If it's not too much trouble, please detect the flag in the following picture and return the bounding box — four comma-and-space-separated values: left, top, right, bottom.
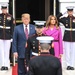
12, 55, 18, 75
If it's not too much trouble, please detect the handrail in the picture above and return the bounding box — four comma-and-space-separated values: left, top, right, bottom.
16, 20, 22, 23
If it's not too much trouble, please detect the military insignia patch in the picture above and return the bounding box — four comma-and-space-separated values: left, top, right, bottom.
33, 46, 35, 49
7, 16, 11, 20
66, 24, 68, 26
73, 19, 75, 23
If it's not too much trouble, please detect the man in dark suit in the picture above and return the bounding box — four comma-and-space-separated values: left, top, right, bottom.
28, 36, 62, 75
12, 13, 35, 75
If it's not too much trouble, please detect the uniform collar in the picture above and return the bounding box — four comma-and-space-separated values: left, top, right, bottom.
2, 13, 7, 15
36, 33, 44, 36
40, 52, 51, 56
68, 15, 73, 18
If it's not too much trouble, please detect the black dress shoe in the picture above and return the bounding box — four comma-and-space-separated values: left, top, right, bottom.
5, 67, 8, 70
1, 66, 5, 70
67, 66, 71, 70
70, 67, 74, 70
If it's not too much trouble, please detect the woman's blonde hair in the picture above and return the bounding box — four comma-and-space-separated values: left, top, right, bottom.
46, 15, 59, 29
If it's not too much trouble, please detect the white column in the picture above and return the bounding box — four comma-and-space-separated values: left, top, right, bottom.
53, 0, 56, 16
12, 0, 16, 19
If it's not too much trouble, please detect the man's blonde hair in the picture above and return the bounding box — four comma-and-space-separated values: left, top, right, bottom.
22, 13, 30, 18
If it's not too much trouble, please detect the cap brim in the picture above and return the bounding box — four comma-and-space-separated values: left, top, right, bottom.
35, 25, 44, 28
1, 7, 7, 9
67, 9, 73, 11
36, 36, 54, 43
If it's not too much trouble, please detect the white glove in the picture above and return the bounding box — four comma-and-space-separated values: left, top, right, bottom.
26, 66, 29, 72
10, 39, 13, 42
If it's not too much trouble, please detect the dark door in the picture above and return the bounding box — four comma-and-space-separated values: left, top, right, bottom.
50, 0, 59, 15
9, 0, 59, 24
15, 0, 45, 24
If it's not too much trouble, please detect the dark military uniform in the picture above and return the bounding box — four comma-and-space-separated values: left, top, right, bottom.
57, 10, 75, 70
0, 12, 14, 70
57, 15, 75, 42
0, 13, 14, 39
28, 53, 62, 75
26, 33, 55, 64
25, 34, 44, 64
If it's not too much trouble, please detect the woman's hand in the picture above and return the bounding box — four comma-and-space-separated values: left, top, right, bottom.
59, 54, 63, 58
51, 43, 54, 48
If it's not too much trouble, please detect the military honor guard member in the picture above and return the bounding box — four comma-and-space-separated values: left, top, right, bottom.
57, 6, 75, 70
28, 36, 62, 75
25, 21, 45, 65
0, 4, 14, 70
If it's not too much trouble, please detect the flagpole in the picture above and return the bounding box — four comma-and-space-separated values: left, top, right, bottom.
53, 0, 56, 16
12, 0, 15, 66
12, 0, 15, 19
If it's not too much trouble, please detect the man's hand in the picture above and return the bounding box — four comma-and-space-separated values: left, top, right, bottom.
10, 39, 13, 42
14, 52, 18, 59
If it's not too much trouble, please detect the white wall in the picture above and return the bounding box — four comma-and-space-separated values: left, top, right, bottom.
59, 0, 75, 14
59, 0, 75, 2
59, 2, 75, 16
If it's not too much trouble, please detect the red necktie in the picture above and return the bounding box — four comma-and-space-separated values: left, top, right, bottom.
25, 26, 28, 40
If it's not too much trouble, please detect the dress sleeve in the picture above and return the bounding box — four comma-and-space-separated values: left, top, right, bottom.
58, 27, 63, 54
42, 27, 46, 35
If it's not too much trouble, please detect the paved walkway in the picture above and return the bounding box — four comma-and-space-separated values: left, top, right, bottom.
0, 67, 12, 75
0, 55, 75, 75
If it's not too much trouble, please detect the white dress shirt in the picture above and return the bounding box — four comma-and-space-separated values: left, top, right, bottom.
23, 24, 29, 34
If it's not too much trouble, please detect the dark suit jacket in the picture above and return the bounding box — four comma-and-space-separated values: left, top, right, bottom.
28, 53, 62, 75
26, 34, 45, 65
12, 24, 35, 58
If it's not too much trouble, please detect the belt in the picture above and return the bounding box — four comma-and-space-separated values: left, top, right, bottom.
65, 28, 75, 31
0, 26, 11, 29
53, 40, 58, 42
32, 52, 38, 56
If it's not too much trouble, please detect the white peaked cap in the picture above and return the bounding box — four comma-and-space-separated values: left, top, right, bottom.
34, 21, 46, 25
66, 6, 75, 11
36, 36, 54, 43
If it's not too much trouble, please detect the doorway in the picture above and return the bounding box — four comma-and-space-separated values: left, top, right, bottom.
15, 0, 45, 24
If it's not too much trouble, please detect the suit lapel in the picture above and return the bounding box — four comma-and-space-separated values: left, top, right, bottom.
29, 24, 33, 36
21, 24, 26, 39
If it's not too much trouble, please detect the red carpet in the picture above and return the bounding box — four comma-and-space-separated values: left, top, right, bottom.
12, 64, 18, 75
